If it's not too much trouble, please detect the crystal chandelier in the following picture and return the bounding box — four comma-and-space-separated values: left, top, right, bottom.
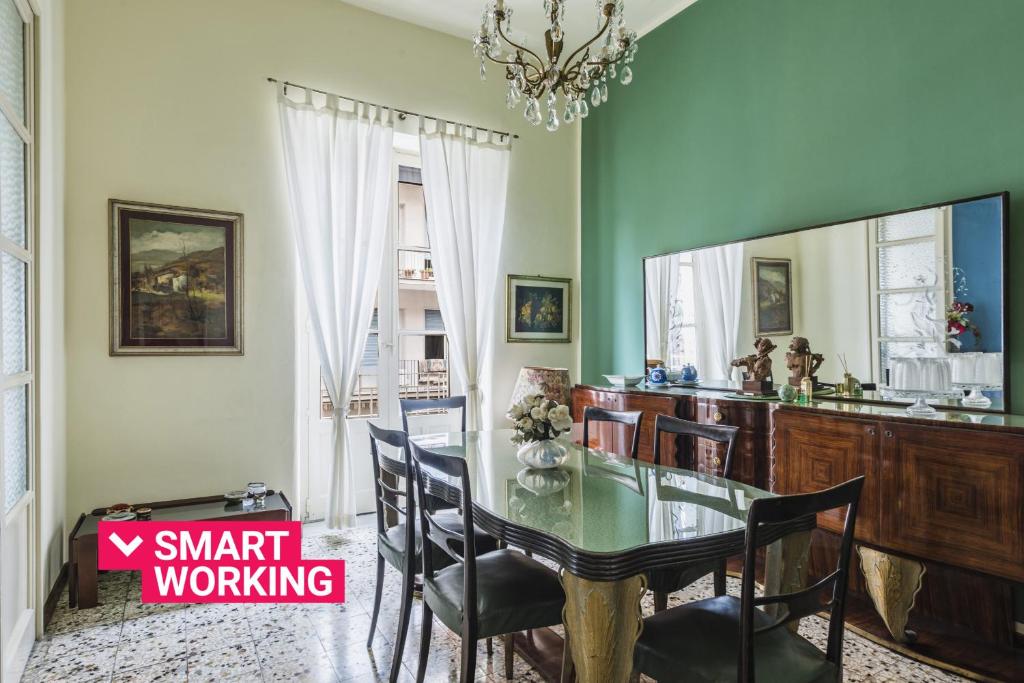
473, 1, 638, 132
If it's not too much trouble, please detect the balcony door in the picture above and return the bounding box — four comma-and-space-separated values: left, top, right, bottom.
299, 135, 461, 522
0, 0, 37, 680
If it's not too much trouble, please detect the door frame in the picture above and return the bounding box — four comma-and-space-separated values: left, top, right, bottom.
1, 0, 39, 680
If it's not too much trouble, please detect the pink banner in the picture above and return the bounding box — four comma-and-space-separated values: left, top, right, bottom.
98, 521, 344, 603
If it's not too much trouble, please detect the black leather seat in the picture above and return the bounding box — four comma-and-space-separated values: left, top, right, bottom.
633, 476, 865, 683
635, 596, 837, 682
424, 549, 565, 639
410, 440, 568, 682
376, 512, 495, 576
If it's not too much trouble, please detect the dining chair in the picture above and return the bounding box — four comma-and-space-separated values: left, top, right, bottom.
410, 440, 567, 683
400, 395, 467, 434
632, 476, 865, 683
366, 423, 497, 683
648, 414, 740, 610
581, 405, 643, 459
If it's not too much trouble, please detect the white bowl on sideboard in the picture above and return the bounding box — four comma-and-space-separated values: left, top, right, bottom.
603, 374, 645, 387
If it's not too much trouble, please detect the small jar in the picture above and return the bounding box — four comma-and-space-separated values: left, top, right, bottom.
799, 376, 814, 404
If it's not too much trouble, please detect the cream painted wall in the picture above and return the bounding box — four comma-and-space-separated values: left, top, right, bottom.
64, 0, 579, 526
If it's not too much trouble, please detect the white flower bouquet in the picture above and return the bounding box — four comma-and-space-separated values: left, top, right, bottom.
507, 393, 573, 445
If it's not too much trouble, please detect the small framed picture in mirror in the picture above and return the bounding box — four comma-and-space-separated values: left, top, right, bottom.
751, 258, 793, 336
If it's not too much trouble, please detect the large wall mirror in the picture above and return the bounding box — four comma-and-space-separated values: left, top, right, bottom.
643, 192, 1009, 413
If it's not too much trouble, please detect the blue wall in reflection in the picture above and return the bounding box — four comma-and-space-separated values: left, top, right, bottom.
952, 196, 1003, 353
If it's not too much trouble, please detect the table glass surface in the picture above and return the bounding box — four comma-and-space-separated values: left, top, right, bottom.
409, 430, 774, 555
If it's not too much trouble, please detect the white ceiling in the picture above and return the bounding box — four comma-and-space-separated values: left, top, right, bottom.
340, 0, 698, 45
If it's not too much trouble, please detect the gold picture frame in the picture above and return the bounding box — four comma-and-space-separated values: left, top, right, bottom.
506, 274, 572, 343
109, 199, 244, 356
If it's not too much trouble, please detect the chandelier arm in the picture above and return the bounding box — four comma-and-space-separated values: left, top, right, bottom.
485, 52, 543, 80
496, 21, 547, 75
561, 14, 612, 74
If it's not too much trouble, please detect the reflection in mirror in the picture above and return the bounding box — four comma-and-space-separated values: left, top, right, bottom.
643, 193, 1007, 412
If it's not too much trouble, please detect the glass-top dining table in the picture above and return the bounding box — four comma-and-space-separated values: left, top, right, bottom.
409, 429, 815, 683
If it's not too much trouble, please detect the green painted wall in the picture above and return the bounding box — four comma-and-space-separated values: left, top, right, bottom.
581, 0, 1024, 412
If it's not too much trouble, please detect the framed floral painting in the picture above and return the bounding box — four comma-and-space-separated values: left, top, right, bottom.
506, 275, 572, 343
109, 199, 244, 355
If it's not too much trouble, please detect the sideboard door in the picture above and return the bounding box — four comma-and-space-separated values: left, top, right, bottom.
879, 422, 1024, 583
570, 387, 685, 464
771, 409, 881, 544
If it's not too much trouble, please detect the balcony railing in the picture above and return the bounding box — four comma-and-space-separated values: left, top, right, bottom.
398, 249, 435, 282
322, 359, 451, 419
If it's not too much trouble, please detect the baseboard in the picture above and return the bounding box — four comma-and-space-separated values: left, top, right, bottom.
43, 562, 68, 628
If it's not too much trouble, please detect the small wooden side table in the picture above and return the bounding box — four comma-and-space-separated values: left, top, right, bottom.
68, 491, 292, 609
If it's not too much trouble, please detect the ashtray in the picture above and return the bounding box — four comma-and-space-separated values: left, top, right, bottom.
102, 510, 137, 522
224, 490, 249, 503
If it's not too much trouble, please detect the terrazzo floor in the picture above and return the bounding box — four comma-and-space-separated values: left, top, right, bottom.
22, 522, 969, 682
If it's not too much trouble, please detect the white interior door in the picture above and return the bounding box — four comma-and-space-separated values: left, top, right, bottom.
0, 1, 37, 680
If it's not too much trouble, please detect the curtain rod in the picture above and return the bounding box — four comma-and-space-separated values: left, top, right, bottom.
267, 77, 519, 141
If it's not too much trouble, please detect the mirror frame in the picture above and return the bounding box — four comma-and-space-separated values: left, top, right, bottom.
642, 191, 1011, 413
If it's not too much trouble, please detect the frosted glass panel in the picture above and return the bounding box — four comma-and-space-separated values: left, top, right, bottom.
0, 0, 24, 124
0, 111, 26, 247
879, 291, 938, 339
2, 252, 25, 375
877, 208, 937, 242
878, 241, 936, 290
3, 383, 26, 513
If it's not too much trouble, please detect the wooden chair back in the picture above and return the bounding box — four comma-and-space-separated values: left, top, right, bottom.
739, 476, 865, 681
653, 413, 740, 472
582, 405, 643, 459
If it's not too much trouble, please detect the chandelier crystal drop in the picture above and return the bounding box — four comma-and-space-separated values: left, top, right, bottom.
473, 0, 638, 132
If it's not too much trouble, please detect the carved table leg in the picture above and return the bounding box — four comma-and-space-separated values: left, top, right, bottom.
857, 546, 926, 643
763, 530, 811, 631
561, 571, 646, 683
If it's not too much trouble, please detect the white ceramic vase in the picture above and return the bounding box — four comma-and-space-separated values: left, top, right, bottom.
516, 438, 569, 469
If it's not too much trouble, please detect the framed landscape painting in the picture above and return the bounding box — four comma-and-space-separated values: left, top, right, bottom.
751, 257, 793, 336
109, 199, 243, 355
506, 275, 572, 343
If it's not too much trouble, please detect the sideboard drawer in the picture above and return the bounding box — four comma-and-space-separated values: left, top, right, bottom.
694, 397, 768, 486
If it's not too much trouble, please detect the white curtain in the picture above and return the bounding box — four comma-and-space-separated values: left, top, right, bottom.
278, 87, 394, 528
418, 121, 511, 430
694, 244, 744, 383
645, 254, 679, 364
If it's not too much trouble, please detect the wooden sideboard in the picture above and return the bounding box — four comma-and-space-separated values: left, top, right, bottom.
572, 384, 1024, 680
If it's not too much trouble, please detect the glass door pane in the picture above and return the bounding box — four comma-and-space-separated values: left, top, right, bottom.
0, 0, 24, 124
0, 111, 26, 247
3, 383, 26, 512
2, 251, 26, 375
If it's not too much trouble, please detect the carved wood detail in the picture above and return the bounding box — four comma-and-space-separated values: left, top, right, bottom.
857, 546, 926, 643
560, 572, 647, 683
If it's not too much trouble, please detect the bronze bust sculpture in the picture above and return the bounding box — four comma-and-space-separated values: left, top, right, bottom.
731, 337, 777, 381
785, 336, 824, 382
